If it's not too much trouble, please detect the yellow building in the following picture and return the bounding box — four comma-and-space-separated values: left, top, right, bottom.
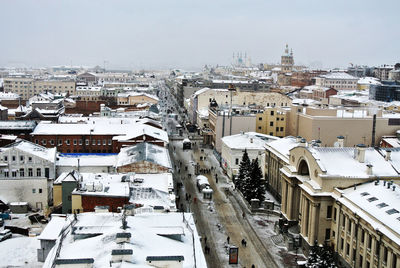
256, 107, 288, 137
331, 182, 400, 268
117, 92, 159, 106
53, 184, 62, 207
279, 142, 400, 266
71, 194, 83, 214
3, 77, 76, 100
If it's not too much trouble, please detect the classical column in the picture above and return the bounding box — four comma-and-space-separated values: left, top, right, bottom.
287, 183, 294, 220
309, 203, 318, 245
281, 179, 287, 215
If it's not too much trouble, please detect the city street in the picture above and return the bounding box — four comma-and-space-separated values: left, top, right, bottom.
159, 82, 282, 267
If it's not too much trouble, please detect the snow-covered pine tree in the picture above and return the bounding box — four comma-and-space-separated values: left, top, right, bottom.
236, 149, 251, 193
244, 159, 265, 203
306, 241, 337, 268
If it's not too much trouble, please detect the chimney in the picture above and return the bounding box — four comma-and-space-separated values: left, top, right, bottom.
355, 144, 366, 163
299, 138, 307, 147
296, 136, 302, 143
366, 164, 373, 175
337, 135, 344, 148
385, 150, 392, 161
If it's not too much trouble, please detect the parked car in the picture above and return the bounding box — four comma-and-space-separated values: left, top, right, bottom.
0, 229, 11, 242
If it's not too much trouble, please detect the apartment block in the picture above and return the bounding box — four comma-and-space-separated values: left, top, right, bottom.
3, 76, 76, 100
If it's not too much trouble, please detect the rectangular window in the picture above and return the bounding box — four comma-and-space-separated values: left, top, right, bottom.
346, 243, 350, 256
73, 139, 77, 145
340, 238, 344, 251
333, 207, 337, 221
85, 139, 89, 145
98, 140, 101, 145
66, 139, 70, 145
39, 188, 42, 194
361, 229, 365, 243
32, 189, 36, 194
276, 127, 279, 131
4, 156, 7, 161
4, 171, 9, 177
325, 228, 330, 240
368, 235, 372, 250
28, 157, 32, 162
12, 156, 16, 161
20, 155, 24, 162
258, 117, 262, 121
269, 122, 273, 126
28, 168, 33, 177
280, 127, 284, 131
20, 168, 24, 177
103, 139, 106, 145
235, 158, 239, 165
36, 168, 41, 177
58, 139, 63, 146
108, 139, 112, 145
12, 171, 17, 177
79, 139, 82, 145
42, 140, 46, 145
383, 247, 388, 263
347, 220, 352, 233
270, 111, 274, 116
92, 139, 96, 145
50, 140, 54, 145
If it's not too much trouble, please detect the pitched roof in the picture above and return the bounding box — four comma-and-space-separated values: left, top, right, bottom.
1, 140, 56, 163
116, 143, 171, 169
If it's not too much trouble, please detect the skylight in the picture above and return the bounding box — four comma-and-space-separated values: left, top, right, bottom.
360, 192, 370, 196
377, 203, 388, 208
386, 209, 399, 215
367, 197, 378, 202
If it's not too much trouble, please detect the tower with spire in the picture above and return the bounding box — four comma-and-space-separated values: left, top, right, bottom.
281, 44, 294, 72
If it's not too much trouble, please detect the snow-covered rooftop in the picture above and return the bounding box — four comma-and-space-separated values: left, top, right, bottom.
222, 132, 279, 150
338, 181, 400, 245
38, 215, 70, 241
32, 121, 168, 143
57, 154, 117, 168
116, 143, 172, 169
266, 136, 299, 162
358, 76, 381, 85
306, 147, 398, 178
0, 120, 37, 130
1, 140, 56, 163
43, 212, 206, 268
319, 72, 358, 80
193, 87, 228, 97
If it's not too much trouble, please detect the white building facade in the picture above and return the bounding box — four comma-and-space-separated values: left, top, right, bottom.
0, 141, 56, 210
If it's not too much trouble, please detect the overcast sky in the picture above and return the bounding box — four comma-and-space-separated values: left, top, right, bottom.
1, 0, 399, 70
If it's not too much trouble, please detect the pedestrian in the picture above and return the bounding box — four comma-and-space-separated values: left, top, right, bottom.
251, 265, 255, 268
227, 236, 230, 244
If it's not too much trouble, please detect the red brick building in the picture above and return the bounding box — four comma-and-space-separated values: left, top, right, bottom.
291, 70, 328, 87
30, 122, 168, 153
81, 194, 130, 212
